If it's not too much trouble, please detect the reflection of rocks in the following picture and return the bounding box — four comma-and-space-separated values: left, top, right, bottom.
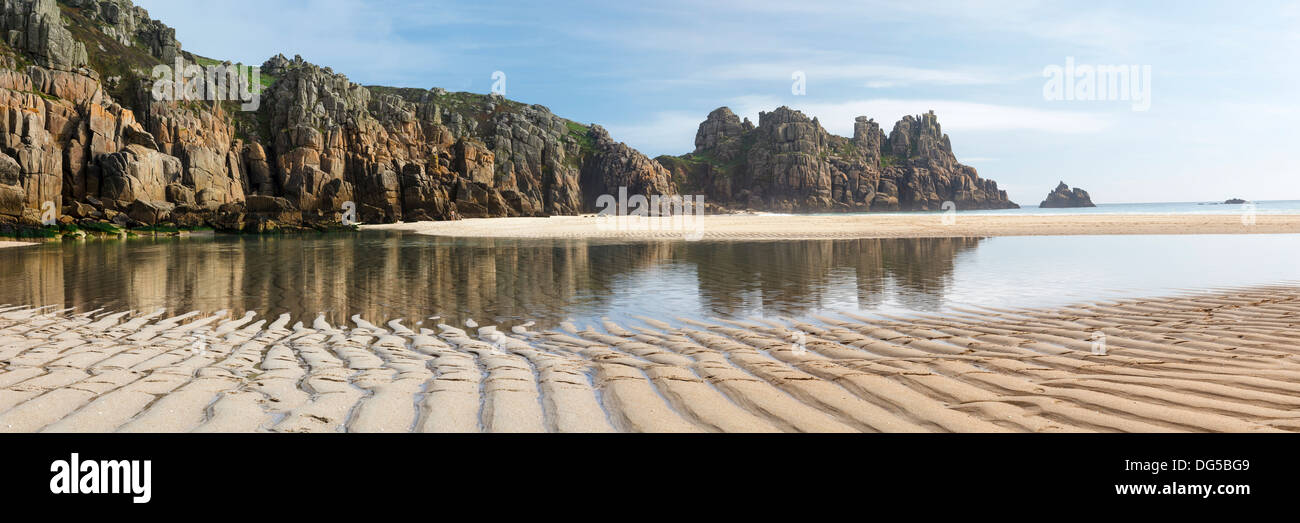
0, 234, 980, 327
681, 237, 980, 314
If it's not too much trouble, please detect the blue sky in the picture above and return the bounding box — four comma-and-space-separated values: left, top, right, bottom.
134, 0, 1300, 204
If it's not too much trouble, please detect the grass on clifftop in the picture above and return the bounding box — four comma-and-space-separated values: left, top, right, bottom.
190, 54, 277, 90
566, 121, 595, 151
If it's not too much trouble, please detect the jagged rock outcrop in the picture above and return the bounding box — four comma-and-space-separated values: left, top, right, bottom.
1, 0, 87, 70
62, 0, 178, 62
1, 0, 1018, 235
0, 0, 680, 233
256, 53, 673, 224
579, 124, 677, 209
658, 106, 1018, 212
1039, 181, 1095, 208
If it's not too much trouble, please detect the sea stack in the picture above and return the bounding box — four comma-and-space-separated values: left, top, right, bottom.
1040, 182, 1096, 208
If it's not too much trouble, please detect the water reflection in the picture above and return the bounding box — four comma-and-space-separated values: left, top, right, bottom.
0, 233, 980, 328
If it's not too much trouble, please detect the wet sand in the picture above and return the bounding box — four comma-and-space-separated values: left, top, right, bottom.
369, 214, 1300, 240
2, 285, 1299, 433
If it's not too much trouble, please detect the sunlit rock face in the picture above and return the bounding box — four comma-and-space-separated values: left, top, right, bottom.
659, 106, 1019, 213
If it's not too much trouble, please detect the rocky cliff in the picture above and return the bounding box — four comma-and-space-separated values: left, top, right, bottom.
657, 106, 1019, 212
1, 0, 1016, 235
0, 0, 680, 233
1039, 181, 1095, 208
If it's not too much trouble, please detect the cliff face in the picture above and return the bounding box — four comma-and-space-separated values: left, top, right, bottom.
0, 0, 679, 232
1, 0, 1015, 235
1039, 181, 1095, 208
658, 107, 1019, 212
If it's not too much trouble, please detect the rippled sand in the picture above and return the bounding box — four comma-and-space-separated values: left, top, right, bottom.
370, 214, 1300, 240
2, 285, 1299, 433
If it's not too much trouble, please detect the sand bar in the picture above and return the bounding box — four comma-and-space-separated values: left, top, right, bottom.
2, 285, 1300, 432
0, 241, 33, 249
368, 214, 1300, 240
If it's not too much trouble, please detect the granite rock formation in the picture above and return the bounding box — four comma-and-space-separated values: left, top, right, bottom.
1039, 181, 1096, 208
657, 107, 1019, 212
1, 0, 1017, 235
0, 0, 683, 233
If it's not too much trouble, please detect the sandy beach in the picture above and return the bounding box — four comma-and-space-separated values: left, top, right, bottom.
368, 213, 1300, 240
2, 285, 1299, 433
0, 241, 33, 249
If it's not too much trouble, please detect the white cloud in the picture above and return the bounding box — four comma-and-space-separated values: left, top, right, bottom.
135, 0, 450, 85
712, 63, 1018, 87
604, 97, 1110, 157
728, 96, 1112, 136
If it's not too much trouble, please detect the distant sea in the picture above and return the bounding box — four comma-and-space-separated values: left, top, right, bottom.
814, 200, 1300, 217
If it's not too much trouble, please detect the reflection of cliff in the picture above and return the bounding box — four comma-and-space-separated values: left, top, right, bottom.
0, 234, 678, 328
0, 234, 978, 326
678, 238, 982, 315
0, 244, 64, 308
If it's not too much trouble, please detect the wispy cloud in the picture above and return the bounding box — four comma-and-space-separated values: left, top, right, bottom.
728, 96, 1111, 135
606, 96, 1111, 157
712, 63, 1020, 87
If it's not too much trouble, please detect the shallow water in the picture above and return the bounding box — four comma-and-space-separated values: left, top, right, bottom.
0, 232, 1297, 330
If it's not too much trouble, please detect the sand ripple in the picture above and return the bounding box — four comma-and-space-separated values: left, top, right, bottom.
2, 286, 1299, 433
